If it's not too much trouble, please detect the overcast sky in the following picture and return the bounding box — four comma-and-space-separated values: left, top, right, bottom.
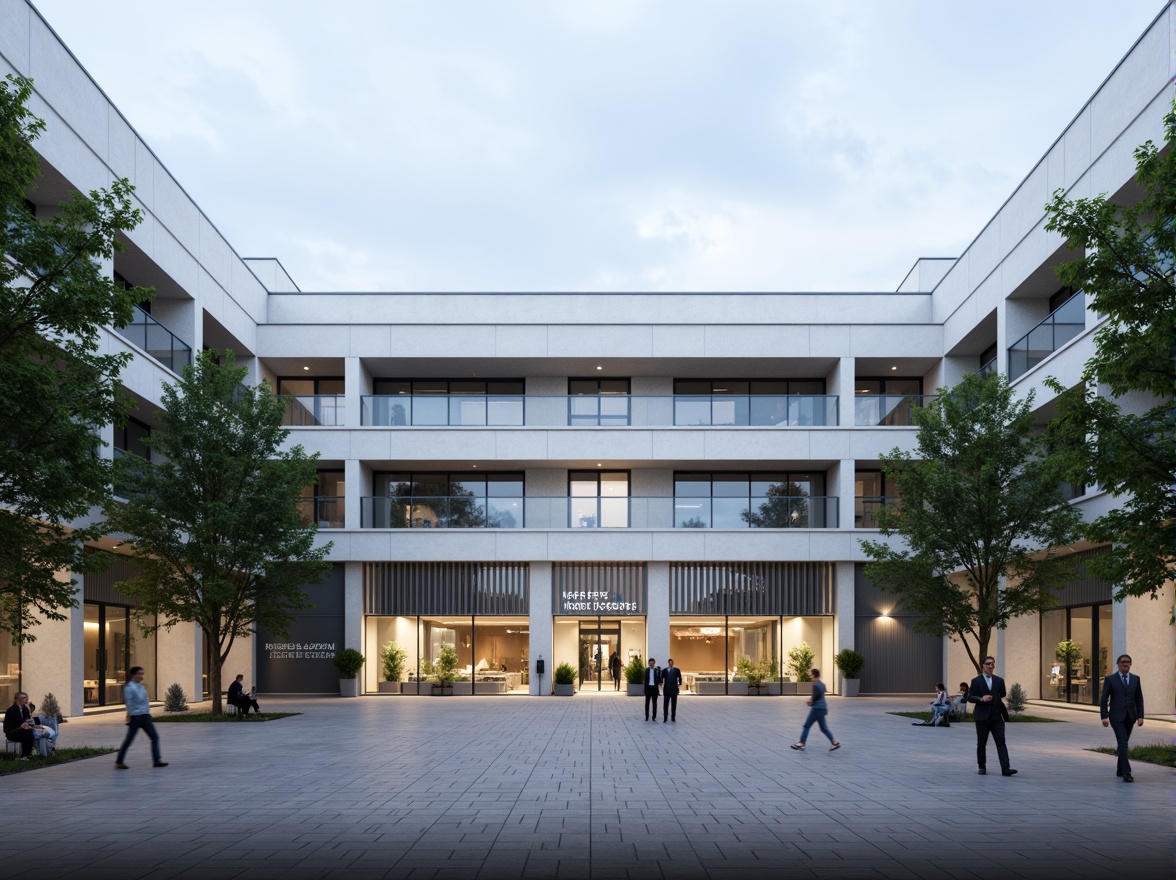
31, 1, 1167, 293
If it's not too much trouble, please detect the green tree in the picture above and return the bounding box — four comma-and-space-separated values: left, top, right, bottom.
742, 481, 812, 527
0, 75, 150, 641
861, 372, 1083, 674
1043, 102, 1175, 600
106, 350, 331, 714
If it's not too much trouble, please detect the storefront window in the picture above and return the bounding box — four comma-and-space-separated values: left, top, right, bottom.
1040, 603, 1110, 705
472, 618, 529, 693
84, 603, 155, 707
0, 638, 19, 707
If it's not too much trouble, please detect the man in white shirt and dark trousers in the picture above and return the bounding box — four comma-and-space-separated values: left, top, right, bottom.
1099, 654, 1144, 782
968, 656, 1016, 777
643, 658, 661, 721
115, 666, 168, 769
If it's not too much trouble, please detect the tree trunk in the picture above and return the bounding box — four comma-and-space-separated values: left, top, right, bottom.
209, 645, 223, 715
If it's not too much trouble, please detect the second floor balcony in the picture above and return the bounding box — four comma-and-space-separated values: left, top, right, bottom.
114, 304, 192, 373
853, 395, 934, 427
297, 495, 345, 528
281, 395, 345, 427
1008, 292, 1085, 380
359, 394, 840, 428
359, 495, 840, 529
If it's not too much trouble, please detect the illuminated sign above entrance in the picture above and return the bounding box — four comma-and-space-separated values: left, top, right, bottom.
558, 591, 639, 615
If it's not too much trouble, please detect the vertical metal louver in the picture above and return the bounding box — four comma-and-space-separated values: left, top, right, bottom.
669, 562, 835, 615
363, 562, 529, 616
553, 562, 647, 614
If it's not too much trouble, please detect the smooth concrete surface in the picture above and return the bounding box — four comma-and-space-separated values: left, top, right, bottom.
0, 694, 1170, 879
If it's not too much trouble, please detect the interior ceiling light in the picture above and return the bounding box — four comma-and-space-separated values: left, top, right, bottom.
595, 365, 603, 371
303, 365, 310, 371
890, 365, 897, 371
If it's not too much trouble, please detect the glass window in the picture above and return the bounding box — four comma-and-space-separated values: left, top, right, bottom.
0, 634, 19, 708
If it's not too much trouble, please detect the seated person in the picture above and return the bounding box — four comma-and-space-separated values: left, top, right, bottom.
28, 703, 59, 755
226, 675, 261, 715
930, 683, 952, 726
952, 681, 970, 719
4, 691, 36, 759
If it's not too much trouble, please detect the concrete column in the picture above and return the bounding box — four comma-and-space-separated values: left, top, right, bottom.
834, 561, 855, 694
834, 356, 855, 428
345, 459, 366, 530
529, 562, 552, 695
344, 356, 368, 428
1112, 594, 1128, 661
344, 562, 363, 651
834, 460, 856, 531
156, 622, 201, 706
22, 569, 81, 716
646, 562, 670, 664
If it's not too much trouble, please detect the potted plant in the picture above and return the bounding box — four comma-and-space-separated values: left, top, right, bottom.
738, 658, 768, 695
624, 654, 646, 696
554, 662, 576, 695
834, 648, 865, 697
788, 642, 815, 695
379, 641, 407, 694
333, 648, 366, 697
432, 645, 458, 695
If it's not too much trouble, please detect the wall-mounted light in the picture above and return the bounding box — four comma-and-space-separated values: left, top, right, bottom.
595, 365, 603, 371
303, 365, 310, 371
879, 609, 892, 619
890, 365, 897, 371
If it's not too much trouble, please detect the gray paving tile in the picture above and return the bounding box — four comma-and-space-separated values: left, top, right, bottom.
0, 694, 1170, 879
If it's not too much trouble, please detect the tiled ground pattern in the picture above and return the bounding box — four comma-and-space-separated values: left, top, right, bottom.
0, 694, 1170, 879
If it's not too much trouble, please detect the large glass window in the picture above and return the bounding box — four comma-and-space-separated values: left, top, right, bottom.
368, 379, 525, 426
673, 379, 829, 426
0, 639, 19, 708
298, 470, 345, 528
1040, 602, 1110, 705
669, 617, 780, 694
277, 377, 345, 426
371, 471, 524, 528
674, 472, 827, 528
84, 603, 156, 707
569, 470, 629, 528
855, 470, 899, 528
569, 378, 630, 426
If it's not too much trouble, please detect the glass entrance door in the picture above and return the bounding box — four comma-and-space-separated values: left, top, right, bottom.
578, 619, 621, 691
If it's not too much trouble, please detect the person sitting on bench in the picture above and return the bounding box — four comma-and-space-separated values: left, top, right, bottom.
227, 675, 260, 716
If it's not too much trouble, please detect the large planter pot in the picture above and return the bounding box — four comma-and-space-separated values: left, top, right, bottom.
400, 681, 420, 695
627, 683, 645, 696
430, 682, 453, 696
727, 681, 749, 696
795, 682, 814, 695
554, 683, 575, 696
339, 678, 360, 698
451, 681, 473, 695
767, 682, 782, 696
377, 681, 401, 694
475, 681, 506, 694
747, 684, 769, 695
842, 679, 861, 697
779, 681, 797, 695
695, 681, 726, 695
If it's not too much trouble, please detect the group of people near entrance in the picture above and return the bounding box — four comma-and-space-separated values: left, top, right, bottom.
640, 658, 683, 721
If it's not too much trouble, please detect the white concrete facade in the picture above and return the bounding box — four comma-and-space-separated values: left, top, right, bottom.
1, 0, 1172, 715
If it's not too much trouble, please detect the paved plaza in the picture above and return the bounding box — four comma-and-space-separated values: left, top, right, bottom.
0, 693, 1171, 879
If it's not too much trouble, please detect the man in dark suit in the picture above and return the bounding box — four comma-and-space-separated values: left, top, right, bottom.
643, 658, 662, 721
227, 674, 260, 716
661, 658, 683, 722
968, 656, 1017, 777
3, 691, 35, 759
1099, 653, 1145, 782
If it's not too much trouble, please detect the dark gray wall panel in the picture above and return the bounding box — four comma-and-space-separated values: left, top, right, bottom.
256, 564, 344, 693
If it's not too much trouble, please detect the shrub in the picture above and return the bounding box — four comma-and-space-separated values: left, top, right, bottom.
333, 648, 366, 679
435, 645, 459, 683
834, 649, 866, 680
554, 662, 576, 685
38, 692, 63, 722
380, 641, 407, 682
787, 642, 815, 682
1007, 682, 1027, 715
624, 654, 646, 685
163, 683, 188, 713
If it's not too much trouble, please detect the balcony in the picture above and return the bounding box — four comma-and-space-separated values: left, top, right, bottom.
854, 496, 898, 528
114, 305, 192, 373
1008, 293, 1085, 380
280, 395, 345, 427
854, 395, 934, 426
359, 394, 839, 427
359, 495, 840, 529
296, 495, 345, 528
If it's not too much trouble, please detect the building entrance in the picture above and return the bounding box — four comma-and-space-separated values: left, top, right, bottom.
553, 616, 645, 693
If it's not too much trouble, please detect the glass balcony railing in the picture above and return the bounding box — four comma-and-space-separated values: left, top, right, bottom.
359, 394, 839, 427
359, 495, 839, 529
978, 357, 997, 379
854, 395, 934, 426
114, 304, 192, 373
280, 395, 345, 427
296, 495, 345, 528
111, 446, 149, 499
855, 496, 898, 528
1008, 294, 1085, 380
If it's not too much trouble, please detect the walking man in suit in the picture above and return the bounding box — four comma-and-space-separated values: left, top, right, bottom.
643, 658, 662, 721
1099, 654, 1144, 782
662, 658, 683, 722
968, 656, 1017, 777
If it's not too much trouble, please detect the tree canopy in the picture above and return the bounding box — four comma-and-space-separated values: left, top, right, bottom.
107, 350, 331, 713
0, 74, 149, 641
860, 372, 1083, 673
1043, 101, 1176, 600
